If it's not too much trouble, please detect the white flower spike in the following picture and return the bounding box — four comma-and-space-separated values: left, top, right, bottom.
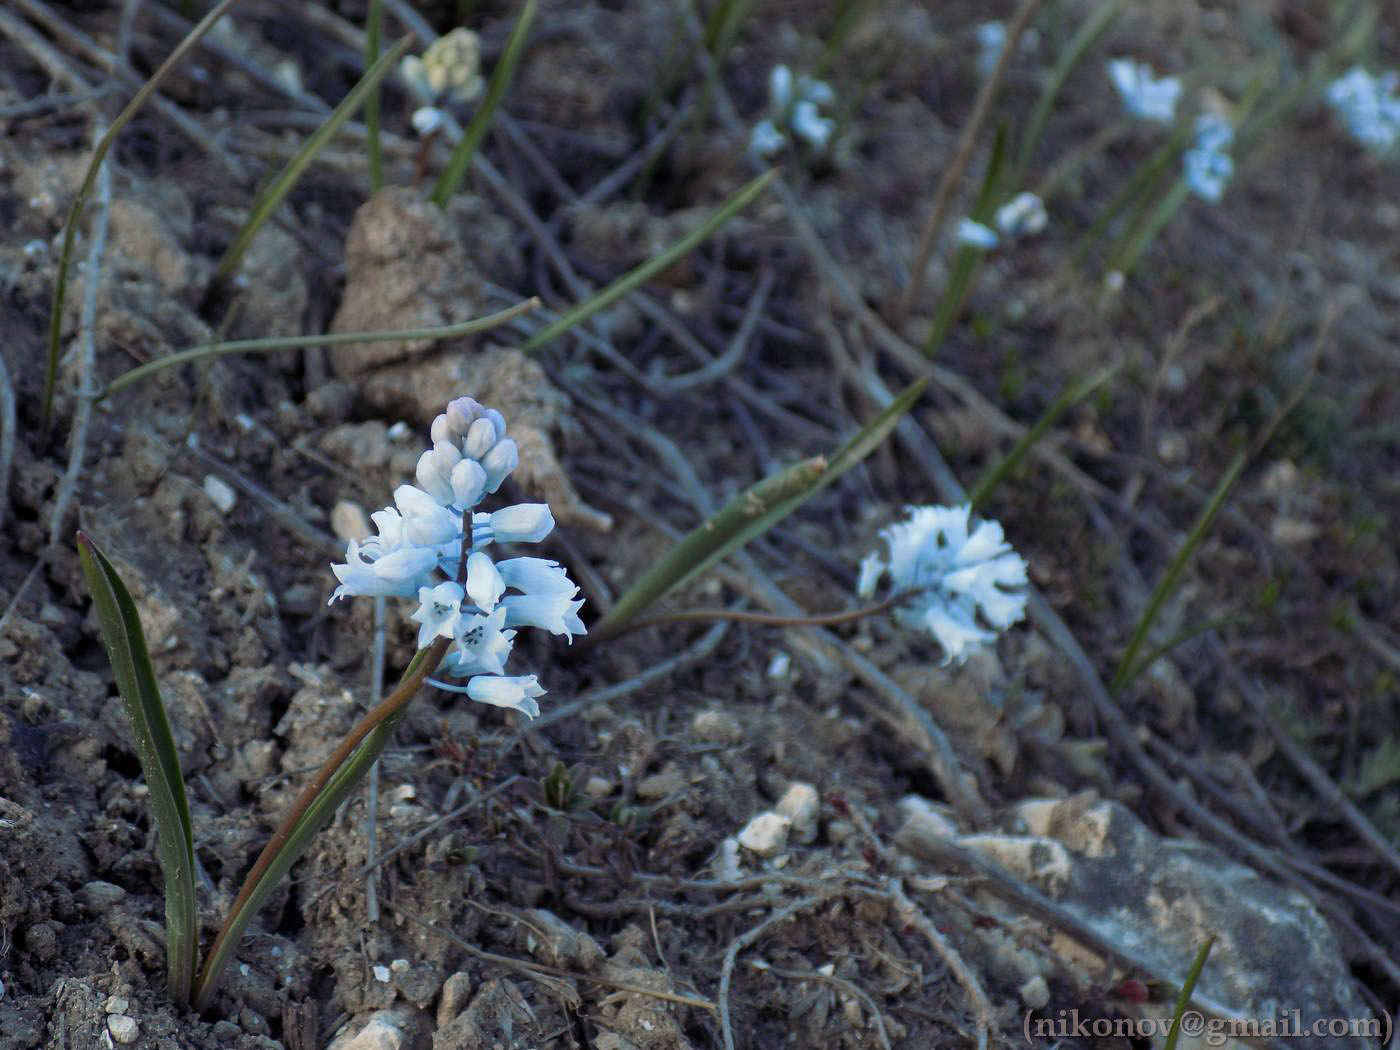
329, 397, 585, 718
860, 504, 1028, 664
750, 63, 837, 155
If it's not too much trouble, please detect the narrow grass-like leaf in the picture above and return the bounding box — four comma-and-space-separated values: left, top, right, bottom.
923, 125, 1011, 357
430, 0, 536, 208
523, 168, 776, 351
1164, 937, 1216, 1050
77, 532, 198, 1005
1106, 178, 1190, 279
1115, 614, 1237, 693
99, 298, 538, 399
214, 35, 414, 282
195, 644, 440, 1009
1068, 125, 1187, 272
1015, 0, 1130, 180
43, 0, 244, 429
589, 377, 929, 645
968, 359, 1122, 512
1110, 453, 1247, 695
364, 0, 385, 192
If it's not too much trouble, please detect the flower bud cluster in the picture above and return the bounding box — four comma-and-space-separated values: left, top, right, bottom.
330, 397, 584, 718
400, 29, 484, 137
750, 65, 835, 157
858, 504, 1027, 665
1183, 112, 1234, 203
955, 192, 1048, 251
1326, 67, 1400, 155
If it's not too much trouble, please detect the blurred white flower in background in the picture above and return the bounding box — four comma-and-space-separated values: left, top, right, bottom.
750, 64, 836, 156
975, 22, 1007, 77
1326, 67, 1400, 154
1106, 58, 1182, 124
858, 504, 1028, 664
955, 193, 1048, 251
329, 397, 584, 718
1183, 112, 1234, 202
994, 192, 1048, 238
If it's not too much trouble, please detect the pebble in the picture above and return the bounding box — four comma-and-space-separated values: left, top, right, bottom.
775, 783, 819, 834
331, 500, 372, 543
690, 709, 742, 744
583, 776, 614, 799
78, 881, 126, 911
103, 996, 129, 1014
107, 1016, 140, 1044
636, 770, 684, 801
737, 812, 791, 858
203, 474, 238, 513
1020, 975, 1051, 1010
436, 972, 472, 1027
331, 1009, 409, 1050
389, 958, 410, 973
372, 964, 392, 983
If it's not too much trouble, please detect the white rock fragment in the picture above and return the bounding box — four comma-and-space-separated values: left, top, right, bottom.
691, 708, 742, 744
775, 783, 819, 833
390, 958, 411, 974
898, 795, 960, 841
103, 996, 129, 1014
107, 1015, 140, 1045
766, 651, 791, 678
372, 964, 392, 983
331, 500, 372, 543
715, 836, 744, 882
329, 1008, 411, 1050
737, 812, 791, 858
203, 474, 237, 513
1019, 974, 1050, 1009
436, 972, 473, 1027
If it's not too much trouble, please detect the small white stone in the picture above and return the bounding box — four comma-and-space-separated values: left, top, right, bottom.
107, 1015, 140, 1044
372, 964, 392, 983
1019, 974, 1050, 1010
766, 651, 791, 678
331, 500, 371, 543
691, 709, 742, 744
203, 475, 237, 513
386, 421, 412, 441
389, 958, 410, 973
774, 783, 819, 833
103, 996, 129, 1014
715, 836, 743, 882
737, 812, 791, 858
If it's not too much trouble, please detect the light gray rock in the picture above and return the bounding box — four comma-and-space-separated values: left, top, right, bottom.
897, 794, 1369, 1050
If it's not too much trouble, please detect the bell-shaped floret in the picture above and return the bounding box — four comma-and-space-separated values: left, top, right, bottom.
487, 504, 554, 544
410, 580, 465, 648
480, 438, 518, 493
465, 551, 505, 613
502, 591, 586, 642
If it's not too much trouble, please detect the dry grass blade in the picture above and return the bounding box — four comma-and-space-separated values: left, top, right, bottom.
42, 0, 245, 430
213, 34, 414, 282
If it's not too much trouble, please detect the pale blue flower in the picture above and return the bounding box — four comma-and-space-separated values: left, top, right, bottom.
1106, 59, 1181, 124
411, 581, 465, 648
859, 504, 1027, 663
956, 219, 999, 250
1183, 112, 1234, 202
975, 22, 1006, 78
994, 192, 1047, 238
1326, 67, 1400, 153
750, 64, 836, 155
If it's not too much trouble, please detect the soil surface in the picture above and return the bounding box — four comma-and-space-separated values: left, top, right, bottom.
1, 2, 1398, 1049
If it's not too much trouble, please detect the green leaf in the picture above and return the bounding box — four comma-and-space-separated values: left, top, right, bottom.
1014, 0, 1131, 181
99, 298, 538, 399
588, 377, 929, 645
193, 644, 439, 1010
968, 360, 1122, 512
43, 0, 245, 429
77, 532, 198, 1005
1110, 453, 1247, 695
523, 168, 777, 351
430, 0, 537, 208
364, 0, 386, 192
213, 35, 414, 282
1164, 937, 1215, 1050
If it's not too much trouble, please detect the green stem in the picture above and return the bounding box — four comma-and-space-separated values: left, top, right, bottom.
99, 298, 538, 399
